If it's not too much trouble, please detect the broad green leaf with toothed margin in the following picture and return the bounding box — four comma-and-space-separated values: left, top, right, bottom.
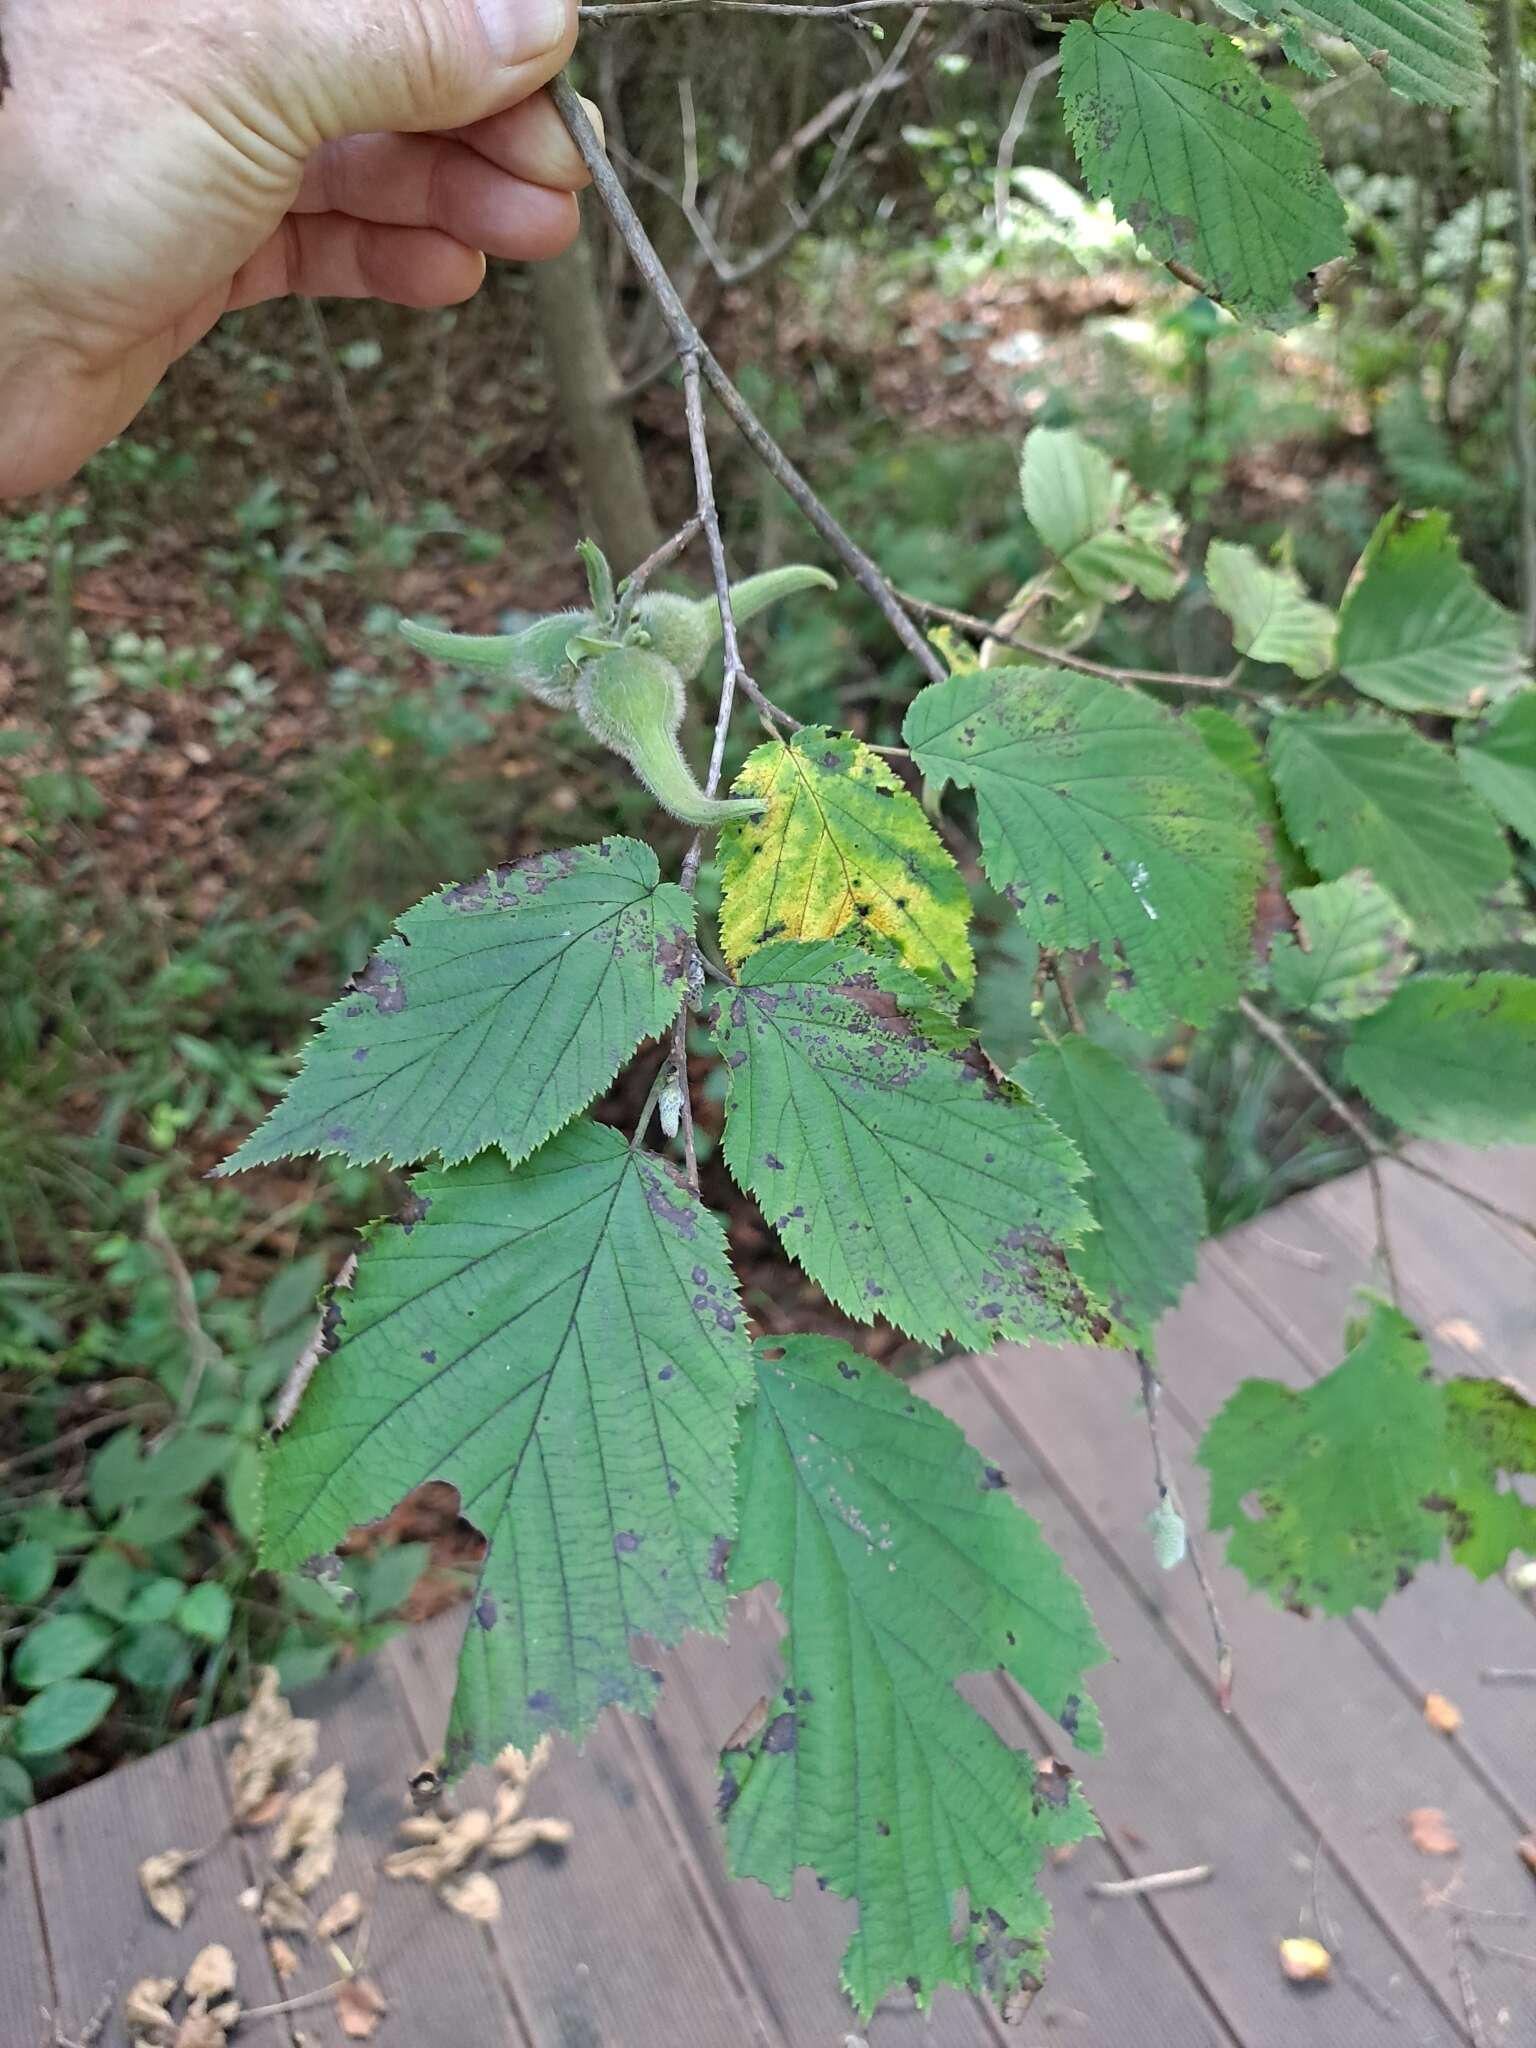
1268, 713, 1512, 951
1458, 693, 1536, 845
1342, 974, 1536, 1147
1017, 1038, 1204, 1345
1337, 509, 1526, 715
719, 727, 974, 996
1206, 540, 1336, 679
1268, 873, 1416, 1022
722, 1336, 1104, 2020
1060, 8, 1348, 327
1215, 0, 1488, 109
222, 841, 692, 1176
709, 942, 1106, 1350
1021, 428, 1183, 602
906, 668, 1263, 1031
261, 1120, 751, 1763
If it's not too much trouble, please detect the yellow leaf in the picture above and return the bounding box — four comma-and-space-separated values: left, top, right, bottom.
1423, 1691, 1462, 1735
1278, 1937, 1331, 1983
721, 728, 974, 995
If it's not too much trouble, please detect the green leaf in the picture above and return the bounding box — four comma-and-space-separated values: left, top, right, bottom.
1214, 0, 1489, 108
1205, 540, 1336, 679
349, 1542, 431, 1624
1187, 704, 1308, 890
1268, 712, 1512, 951
0, 1756, 34, 1819
114, 1498, 200, 1546
125, 1576, 189, 1625
262, 1120, 751, 1762
13, 1678, 115, 1756
176, 1581, 234, 1644
711, 943, 1104, 1350
1336, 510, 1526, 715
0, 1537, 57, 1606
13, 1612, 115, 1689
1020, 429, 1183, 601
223, 842, 693, 1175
1016, 1039, 1205, 1344
1198, 1300, 1447, 1614
117, 1622, 194, 1694
1268, 873, 1417, 1022
720, 728, 974, 995
77, 1548, 140, 1620
1059, 7, 1348, 326
1458, 692, 1536, 845
1439, 1378, 1536, 1577
723, 1337, 1104, 2020
88, 1426, 145, 1517
1342, 974, 1536, 1146
906, 668, 1263, 1030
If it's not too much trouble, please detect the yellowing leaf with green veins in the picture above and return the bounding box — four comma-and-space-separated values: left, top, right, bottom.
719, 728, 973, 995
1206, 540, 1336, 679
1214, 0, 1489, 109
1017, 1038, 1204, 1345
261, 1120, 751, 1761
723, 1336, 1104, 2020
1342, 973, 1536, 1146
1200, 1299, 1536, 1613
1060, 7, 1348, 327
221, 841, 692, 1176
1268, 873, 1416, 1022
1268, 712, 1512, 951
905, 668, 1263, 1031
710, 942, 1104, 1350
1458, 692, 1536, 845
1337, 509, 1526, 715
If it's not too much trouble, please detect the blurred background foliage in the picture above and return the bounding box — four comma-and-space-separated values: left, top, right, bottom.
1, 8, 1532, 1798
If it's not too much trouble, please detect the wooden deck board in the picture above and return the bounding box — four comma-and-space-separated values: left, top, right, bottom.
3, 1149, 1533, 2047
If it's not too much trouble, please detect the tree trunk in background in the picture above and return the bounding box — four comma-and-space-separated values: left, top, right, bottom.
527, 232, 662, 574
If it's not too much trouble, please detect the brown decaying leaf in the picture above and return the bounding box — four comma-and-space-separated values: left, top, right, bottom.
125, 1977, 178, 2045
1406, 1807, 1460, 1856
258, 1876, 312, 1933
385, 1806, 492, 1884
488, 1816, 574, 1863
395, 1813, 446, 1845
273, 1761, 347, 1894
268, 1936, 301, 1980
1423, 1692, 1463, 1736
1278, 1937, 1332, 1983
442, 1870, 503, 1922
182, 1945, 236, 2004
138, 1848, 193, 1929
173, 2009, 238, 2048
315, 1888, 364, 1940
493, 1735, 552, 1785
228, 1666, 319, 1821
336, 1977, 389, 2039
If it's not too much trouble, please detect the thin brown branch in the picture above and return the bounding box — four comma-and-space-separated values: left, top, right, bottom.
582, 0, 1072, 20
553, 76, 947, 686
1088, 1864, 1213, 1899
144, 1189, 230, 1419
994, 54, 1060, 230
892, 588, 1253, 695
1137, 1350, 1233, 1713
272, 1253, 357, 1434
1497, 0, 1536, 654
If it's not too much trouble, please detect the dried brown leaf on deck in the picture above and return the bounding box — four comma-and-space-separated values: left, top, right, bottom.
257, 1875, 312, 1933
138, 1848, 193, 1928
268, 1934, 301, 1980
228, 1665, 319, 1821
1423, 1692, 1463, 1735
173, 2005, 240, 2048
442, 1869, 503, 1922
273, 1761, 346, 1894
182, 1945, 236, 2004
124, 1976, 178, 2046
385, 1806, 491, 1883
1405, 1806, 1460, 1856
487, 1815, 574, 1862
336, 1977, 389, 2039
1278, 1936, 1331, 1983
315, 1888, 364, 1939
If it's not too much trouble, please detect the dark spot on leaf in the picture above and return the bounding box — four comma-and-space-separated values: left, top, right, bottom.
764, 1152, 785, 1172
763, 1712, 797, 1754
421, 1349, 437, 1364
837, 1359, 861, 1380
1060, 1693, 1081, 1737
326, 1123, 354, 1146
351, 1048, 370, 1065
397, 1192, 432, 1235
526, 1690, 556, 1715
643, 1165, 697, 1238
875, 1819, 891, 1836
474, 1594, 497, 1629
443, 874, 492, 911
730, 995, 748, 1028
981, 1465, 1007, 1491
614, 1530, 641, 1554
657, 929, 690, 985
348, 953, 408, 1015
1033, 1758, 1072, 1810
658, 1364, 675, 1382
717, 1772, 741, 1819
708, 1536, 731, 1582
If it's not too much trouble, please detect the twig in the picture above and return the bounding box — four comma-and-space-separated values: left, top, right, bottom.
1465, 1933, 1536, 1970
1481, 1667, 1536, 1685
1046, 955, 1085, 1036
581, 0, 1074, 19
1088, 1864, 1212, 1898
1137, 1350, 1233, 1713
1452, 1914, 1490, 2048
1309, 1836, 1401, 2023
553, 76, 947, 687
301, 299, 389, 514
272, 1253, 358, 1434
618, 515, 704, 616
144, 1190, 230, 1422
0, 1403, 167, 1482
1497, 0, 1536, 654
1236, 996, 1536, 1245
237, 1981, 350, 2027
891, 588, 1253, 695
994, 55, 1060, 231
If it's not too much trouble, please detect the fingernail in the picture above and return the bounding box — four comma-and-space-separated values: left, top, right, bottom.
476, 0, 570, 65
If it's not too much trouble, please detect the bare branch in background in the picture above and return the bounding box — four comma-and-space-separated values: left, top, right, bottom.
993, 54, 1060, 230
1137, 1351, 1234, 1713
1496, 0, 1536, 653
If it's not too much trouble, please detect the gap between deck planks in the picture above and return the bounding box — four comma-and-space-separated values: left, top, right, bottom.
2, 1149, 1531, 2048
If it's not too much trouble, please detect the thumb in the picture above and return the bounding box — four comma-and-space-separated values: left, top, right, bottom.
257, 0, 579, 148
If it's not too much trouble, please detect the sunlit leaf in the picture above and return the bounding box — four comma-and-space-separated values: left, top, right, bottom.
1016, 1038, 1204, 1344
1214, 0, 1489, 108
906, 668, 1263, 1029
262, 1120, 751, 1760
1457, 692, 1536, 845
1020, 428, 1183, 600
723, 1336, 1104, 2020
222, 842, 692, 1175
1268, 873, 1417, 1022
720, 727, 973, 995
1342, 973, 1536, 1146
1060, 7, 1349, 326
1337, 510, 1526, 715
1206, 540, 1336, 679
1268, 712, 1512, 950
710, 942, 1105, 1349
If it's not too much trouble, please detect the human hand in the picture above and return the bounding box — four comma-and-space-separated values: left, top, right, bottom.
0, 0, 586, 495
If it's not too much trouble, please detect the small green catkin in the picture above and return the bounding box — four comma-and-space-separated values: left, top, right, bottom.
576, 648, 765, 827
